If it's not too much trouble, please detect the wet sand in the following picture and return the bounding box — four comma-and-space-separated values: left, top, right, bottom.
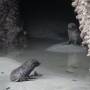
0, 39, 90, 90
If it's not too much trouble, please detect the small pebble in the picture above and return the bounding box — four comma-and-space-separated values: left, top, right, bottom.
72, 79, 77, 82
6, 87, 10, 90
1, 72, 4, 74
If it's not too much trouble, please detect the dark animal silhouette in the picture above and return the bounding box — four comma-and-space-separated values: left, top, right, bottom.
10, 59, 40, 82
67, 23, 81, 45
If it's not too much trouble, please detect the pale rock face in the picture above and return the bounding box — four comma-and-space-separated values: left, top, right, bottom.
71, 0, 90, 56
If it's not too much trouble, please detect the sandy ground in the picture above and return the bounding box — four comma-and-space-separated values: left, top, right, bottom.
0, 39, 90, 90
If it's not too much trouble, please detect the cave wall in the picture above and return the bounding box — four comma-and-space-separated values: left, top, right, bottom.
21, 0, 76, 40
0, 0, 78, 49
0, 0, 23, 48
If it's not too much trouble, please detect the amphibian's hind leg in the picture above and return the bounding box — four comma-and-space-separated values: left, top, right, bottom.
18, 75, 32, 82
18, 72, 42, 82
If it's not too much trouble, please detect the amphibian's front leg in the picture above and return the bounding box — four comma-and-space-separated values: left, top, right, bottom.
29, 71, 42, 80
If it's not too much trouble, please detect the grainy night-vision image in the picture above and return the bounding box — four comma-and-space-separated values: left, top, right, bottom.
0, 0, 90, 90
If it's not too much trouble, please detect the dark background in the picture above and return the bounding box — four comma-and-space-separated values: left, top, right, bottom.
19, 0, 78, 40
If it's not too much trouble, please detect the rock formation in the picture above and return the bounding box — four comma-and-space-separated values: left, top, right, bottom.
72, 0, 90, 56
0, 0, 22, 49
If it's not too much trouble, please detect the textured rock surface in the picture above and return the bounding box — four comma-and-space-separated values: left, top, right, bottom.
0, 0, 22, 49
72, 0, 90, 56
